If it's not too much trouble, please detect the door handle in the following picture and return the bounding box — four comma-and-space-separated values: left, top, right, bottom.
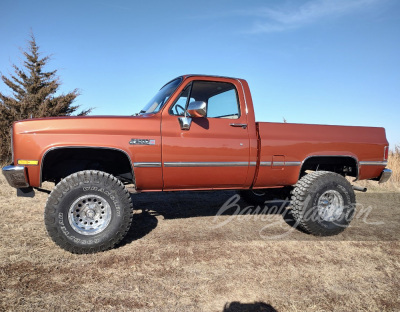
230, 123, 247, 129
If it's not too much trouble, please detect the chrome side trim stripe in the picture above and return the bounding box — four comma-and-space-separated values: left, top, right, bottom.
134, 161, 302, 168
164, 161, 249, 167
260, 161, 301, 167
283, 161, 302, 166
359, 161, 388, 166
134, 162, 162, 168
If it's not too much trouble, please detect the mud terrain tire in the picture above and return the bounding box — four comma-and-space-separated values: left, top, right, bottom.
291, 171, 355, 236
44, 170, 133, 254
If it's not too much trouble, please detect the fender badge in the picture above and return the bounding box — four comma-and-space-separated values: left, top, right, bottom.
129, 139, 156, 145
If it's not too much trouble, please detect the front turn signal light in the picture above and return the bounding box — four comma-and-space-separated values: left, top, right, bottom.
17, 160, 39, 165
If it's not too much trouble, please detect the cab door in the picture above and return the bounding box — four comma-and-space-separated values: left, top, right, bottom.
161, 78, 251, 190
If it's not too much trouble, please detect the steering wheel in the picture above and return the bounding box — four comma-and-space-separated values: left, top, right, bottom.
174, 104, 186, 116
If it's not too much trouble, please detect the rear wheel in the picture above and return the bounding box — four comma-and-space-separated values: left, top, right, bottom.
44, 170, 133, 253
291, 171, 355, 236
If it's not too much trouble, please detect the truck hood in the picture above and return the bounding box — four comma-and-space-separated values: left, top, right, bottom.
13, 114, 160, 136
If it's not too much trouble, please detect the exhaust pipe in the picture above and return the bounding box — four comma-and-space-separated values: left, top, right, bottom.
352, 185, 367, 192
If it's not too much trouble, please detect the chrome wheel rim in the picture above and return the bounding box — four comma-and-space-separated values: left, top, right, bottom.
68, 194, 112, 235
317, 190, 344, 222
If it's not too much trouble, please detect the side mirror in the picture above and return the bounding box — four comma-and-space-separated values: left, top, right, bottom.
187, 101, 207, 118
178, 101, 206, 130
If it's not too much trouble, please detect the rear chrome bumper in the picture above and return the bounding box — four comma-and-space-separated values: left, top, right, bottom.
378, 168, 392, 184
2, 165, 30, 188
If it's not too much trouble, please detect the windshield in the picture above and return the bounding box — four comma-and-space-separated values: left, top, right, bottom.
139, 77, 182, 114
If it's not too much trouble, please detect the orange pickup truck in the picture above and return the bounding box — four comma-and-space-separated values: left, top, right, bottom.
2, 75, 392, 253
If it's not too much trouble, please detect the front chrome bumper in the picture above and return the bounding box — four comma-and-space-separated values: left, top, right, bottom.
379, 168, 392, 184
2, 165, 30, 188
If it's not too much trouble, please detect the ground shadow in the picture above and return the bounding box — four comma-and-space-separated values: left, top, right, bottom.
118, 209, 158, 248
117, 190, 300, 247
223, 301, 277, 312
130, 190, 290, 219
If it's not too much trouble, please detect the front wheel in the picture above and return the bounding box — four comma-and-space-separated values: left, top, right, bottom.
44, 170, 133, 254
291, 171, 355, 236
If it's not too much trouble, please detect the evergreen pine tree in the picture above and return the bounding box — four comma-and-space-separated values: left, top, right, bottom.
0, 33, 91, 163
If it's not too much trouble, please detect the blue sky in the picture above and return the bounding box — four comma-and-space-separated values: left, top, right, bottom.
1, 0, 399, 148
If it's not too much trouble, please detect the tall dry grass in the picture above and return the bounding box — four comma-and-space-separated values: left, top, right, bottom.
387, 145, 400, 185
354, 144, 400, 192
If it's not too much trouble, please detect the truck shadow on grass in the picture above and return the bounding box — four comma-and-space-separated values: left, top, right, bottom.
223, 301, 277, 312
120, 190, 295, 246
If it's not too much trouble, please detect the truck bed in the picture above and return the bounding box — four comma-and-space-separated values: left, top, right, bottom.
253, 122, 388, 187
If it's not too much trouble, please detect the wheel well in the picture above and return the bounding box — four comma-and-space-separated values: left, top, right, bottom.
41, 148, 134, 184
300, 156, 358, 179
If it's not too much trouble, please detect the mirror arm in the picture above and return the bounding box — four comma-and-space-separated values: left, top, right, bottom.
178, 116, 192, 131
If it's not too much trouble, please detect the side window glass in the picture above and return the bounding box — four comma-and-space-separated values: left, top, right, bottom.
208, 89, 239, 119
189, 81, 240, 119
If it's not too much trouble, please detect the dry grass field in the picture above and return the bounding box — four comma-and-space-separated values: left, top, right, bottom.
1, 152, 399, 312
354, 146, 400, 192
